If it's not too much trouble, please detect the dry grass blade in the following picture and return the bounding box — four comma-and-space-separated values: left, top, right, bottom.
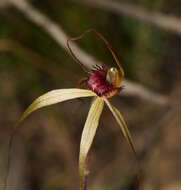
79, 97, 104, 190
104, 98, 141, 188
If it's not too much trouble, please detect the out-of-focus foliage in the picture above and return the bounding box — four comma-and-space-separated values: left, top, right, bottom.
1, 0, 181, 190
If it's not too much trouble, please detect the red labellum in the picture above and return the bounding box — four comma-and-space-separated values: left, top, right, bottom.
87, 65, 121, 97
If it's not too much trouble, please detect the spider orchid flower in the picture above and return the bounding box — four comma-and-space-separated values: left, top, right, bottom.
14, 65, 138, 190
8, 29, 140, 190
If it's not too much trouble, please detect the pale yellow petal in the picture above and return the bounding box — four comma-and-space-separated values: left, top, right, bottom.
18, 89, 96, 124
79, 97, 104, 190
104, 98, 141, 186
105, 99, 141, 178
104, 98, 137, 155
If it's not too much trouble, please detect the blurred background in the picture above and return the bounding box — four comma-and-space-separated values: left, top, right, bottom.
0, 0, 181, 190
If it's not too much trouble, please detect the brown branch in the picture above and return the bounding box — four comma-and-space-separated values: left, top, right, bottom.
6, 0, 169, 105
73, 0, 181, 37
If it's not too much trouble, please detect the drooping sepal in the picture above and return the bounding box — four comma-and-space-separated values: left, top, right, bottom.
79, 97, 104, 190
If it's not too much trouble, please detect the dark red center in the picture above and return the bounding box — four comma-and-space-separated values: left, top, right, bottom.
87, 65, 113, 96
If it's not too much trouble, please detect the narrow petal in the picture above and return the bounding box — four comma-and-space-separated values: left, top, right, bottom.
104, 99, 141, 181
104, 99, 135, 153
19, 89, 96, 124
79, 97, 104, 190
